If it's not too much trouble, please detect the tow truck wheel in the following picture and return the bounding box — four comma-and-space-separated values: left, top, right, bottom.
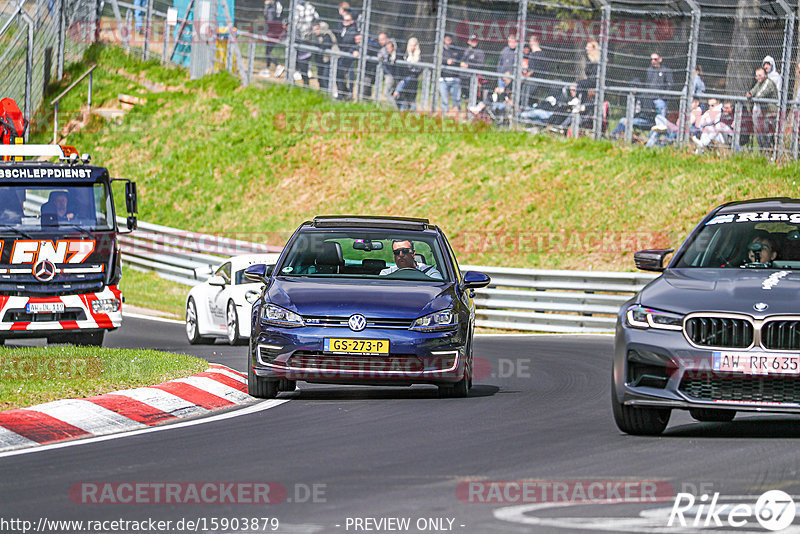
74, 331, 105, 347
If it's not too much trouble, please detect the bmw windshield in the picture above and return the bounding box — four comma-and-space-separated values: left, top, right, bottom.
0, 183, 114, 231
676, 211, 800, 269
276, 229, 452, 282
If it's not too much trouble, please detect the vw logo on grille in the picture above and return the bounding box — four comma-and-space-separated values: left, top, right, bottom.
32, 260, 57, 282
348, 314, 367, 332
754, 302, 769, 312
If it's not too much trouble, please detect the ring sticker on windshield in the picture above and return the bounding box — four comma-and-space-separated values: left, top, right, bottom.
282, 266, 293, 273
706, 212, 800, 225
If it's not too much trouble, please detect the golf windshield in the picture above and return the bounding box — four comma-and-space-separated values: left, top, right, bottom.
277, 230, 451, 282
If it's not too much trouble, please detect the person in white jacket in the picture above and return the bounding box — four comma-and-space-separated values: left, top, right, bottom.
762, 55, 782, 93
691, 99, 734, 151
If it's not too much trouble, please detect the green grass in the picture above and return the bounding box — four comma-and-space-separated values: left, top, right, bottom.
31, 44, 800, 271
0, 345, 206, 410
120, 267, 187, 318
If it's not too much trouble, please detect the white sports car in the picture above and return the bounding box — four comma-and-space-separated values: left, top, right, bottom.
185, 254, 278, 345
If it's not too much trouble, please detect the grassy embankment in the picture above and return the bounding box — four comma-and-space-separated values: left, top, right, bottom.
30, 44, 800, 314
0, 346, 206, 410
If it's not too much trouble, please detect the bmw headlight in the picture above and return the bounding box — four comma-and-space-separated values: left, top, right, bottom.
92, 298, 121, 313
411, 309, 458, 332
260, 304, 304, 328
626, 305, 683, 331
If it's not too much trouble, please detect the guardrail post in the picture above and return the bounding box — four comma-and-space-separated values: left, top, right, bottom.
285, 0, 297, 86
511, 0, 528, 128
330, 56, 338, 98
355, 0, 372, 102
57, 0, 65, 78
124, 10, 132, 52
431, 0, 446, 112
143, 0, 153, 59
162, 19, 170, 64
469, 73, 478, 108
247, 40, 255, 84
733, 102, 742, 152
776, 2, 794, 160
53, 101, 59, 144
792, 103, 799, 160
593, 2, 610, 139
679, 0, 700, 146
624, 91, 634, 145
421, 68, 431, 111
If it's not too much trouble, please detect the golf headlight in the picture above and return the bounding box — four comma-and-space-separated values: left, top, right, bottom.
626, 305, 683, 331
411, 309, 458, 332
92, 298, 121, 313
260, 304, 304, 327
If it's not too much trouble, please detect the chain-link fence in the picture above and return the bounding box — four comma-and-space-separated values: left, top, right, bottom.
6, 0, 800, 159
0, 0, 94, 138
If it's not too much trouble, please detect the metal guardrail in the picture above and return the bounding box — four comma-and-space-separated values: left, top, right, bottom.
119, 223, 657, 332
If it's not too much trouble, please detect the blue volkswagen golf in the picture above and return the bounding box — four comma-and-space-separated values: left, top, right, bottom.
244, 216, 490, 398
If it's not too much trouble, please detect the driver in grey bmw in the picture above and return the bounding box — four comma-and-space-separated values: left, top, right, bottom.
380, 239, 443, 279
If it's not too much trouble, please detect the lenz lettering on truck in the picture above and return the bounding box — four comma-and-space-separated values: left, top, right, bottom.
0, 144, 138, 346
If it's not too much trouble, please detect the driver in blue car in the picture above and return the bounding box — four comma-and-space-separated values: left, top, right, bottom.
380, 239, 443, 280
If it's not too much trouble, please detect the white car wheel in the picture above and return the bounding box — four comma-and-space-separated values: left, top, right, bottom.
226, 301, 240, 345
186, 298, 212, 345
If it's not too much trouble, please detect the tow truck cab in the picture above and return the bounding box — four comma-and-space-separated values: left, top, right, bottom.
0, 144, 137, 346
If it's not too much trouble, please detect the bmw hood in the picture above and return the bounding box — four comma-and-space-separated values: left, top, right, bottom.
639, 268, 800, 315
266, 277, 455, 319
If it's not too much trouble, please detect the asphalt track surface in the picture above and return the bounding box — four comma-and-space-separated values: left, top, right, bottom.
3, 317, 800, 533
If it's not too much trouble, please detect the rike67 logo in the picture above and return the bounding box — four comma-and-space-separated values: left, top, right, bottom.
2, 240, 95, 264
669, 490, 797, 531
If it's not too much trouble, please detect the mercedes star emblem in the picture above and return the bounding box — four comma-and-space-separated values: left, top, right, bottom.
348, 314, 367, 332
32, 260, 57, 282
754, 302, 769, 312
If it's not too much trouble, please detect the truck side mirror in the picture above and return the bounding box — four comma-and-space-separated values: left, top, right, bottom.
125, 182, 138, 214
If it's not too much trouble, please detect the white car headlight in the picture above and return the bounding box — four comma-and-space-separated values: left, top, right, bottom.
411, 309, 458, 332
92, 298, 121, 313
626, 305, 683, 331
260, 304, 304, 328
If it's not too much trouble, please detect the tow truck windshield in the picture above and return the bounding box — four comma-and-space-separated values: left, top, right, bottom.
0, 183, 114, 231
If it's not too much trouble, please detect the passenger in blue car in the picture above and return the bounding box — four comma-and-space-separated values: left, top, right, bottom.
380, 239, 443, 280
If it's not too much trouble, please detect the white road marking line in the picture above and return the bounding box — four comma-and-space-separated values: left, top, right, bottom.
27, 399, 147, 434
121, 311, 184, 324
0, 399, 289, 458
0, 427, 38, 451
112, 387, 209, 418
172, 376, 253, 404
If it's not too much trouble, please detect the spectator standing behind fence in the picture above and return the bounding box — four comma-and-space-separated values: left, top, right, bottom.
378, 38, 398, 106
496, 35, 517, 75
575, 39, 600, 109
361, 32, 389, 100
693, 65, 705, 95
263, 0, 284, 78
747, 67, 778, 149
312, 21, 337, 91
336, 12, 358, 100
762, 55, 782, 93
459, 34, 485, 104
439, 34, 461, 113
393, 38, 423, 111
644, 52, 673, 111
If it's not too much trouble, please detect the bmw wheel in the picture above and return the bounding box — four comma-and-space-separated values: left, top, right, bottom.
611, 377, 670, 436
186, 298, 212, 345
226, 301, 240, 345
